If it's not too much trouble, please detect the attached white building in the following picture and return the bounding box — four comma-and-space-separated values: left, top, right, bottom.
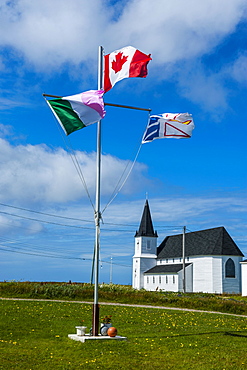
132, 200, 244, 294
240, 260, 247, 296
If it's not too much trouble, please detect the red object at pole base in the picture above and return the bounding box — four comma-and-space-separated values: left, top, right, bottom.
92, 304, 99, 336
107, 327, 117, 337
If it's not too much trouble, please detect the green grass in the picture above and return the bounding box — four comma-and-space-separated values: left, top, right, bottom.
1, 281, 247, 315
1, 298, 247, 369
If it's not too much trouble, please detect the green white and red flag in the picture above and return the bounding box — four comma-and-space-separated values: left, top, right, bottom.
46, 90, 106, 135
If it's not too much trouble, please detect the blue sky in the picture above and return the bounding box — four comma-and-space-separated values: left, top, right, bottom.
0, 0, 246, 285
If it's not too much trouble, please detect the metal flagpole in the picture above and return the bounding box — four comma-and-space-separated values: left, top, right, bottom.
182, 226, 186, 293
92, 46, 104, 336
90, 246, 95, 285
110, 256, 113, 284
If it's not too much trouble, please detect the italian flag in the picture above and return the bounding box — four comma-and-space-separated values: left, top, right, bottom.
47, 90, 106, 135
104, 46, 151, 93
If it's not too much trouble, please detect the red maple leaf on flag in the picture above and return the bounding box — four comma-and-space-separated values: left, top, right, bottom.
111, 52, 128, 73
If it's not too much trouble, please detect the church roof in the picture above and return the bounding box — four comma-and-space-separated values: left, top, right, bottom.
157, 226, 244, 258
135, 200, 158, 237
145, 263, 191, 274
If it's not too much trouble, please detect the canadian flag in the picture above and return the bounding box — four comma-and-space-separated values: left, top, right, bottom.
104, 46, 151, 93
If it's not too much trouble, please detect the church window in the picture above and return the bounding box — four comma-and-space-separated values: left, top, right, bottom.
187, 257, 189, 261
147, 240, 151, 250
159, 276, 161, 284
225, 258, 235, 278
153, 276, 155, 284
147, 276, 149, 284
166, 259, 168, 263
166, 276, 168, 284
173, 258, 175, 263
173, 275, 175, 284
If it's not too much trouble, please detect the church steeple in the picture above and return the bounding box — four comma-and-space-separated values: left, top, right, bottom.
135, 200, 158, 237
133, 199, 157, 289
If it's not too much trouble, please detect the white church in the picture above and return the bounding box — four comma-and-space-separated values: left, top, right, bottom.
132, 200, 246, 294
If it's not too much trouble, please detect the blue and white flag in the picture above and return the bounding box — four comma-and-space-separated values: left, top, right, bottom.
142, 113, 195, 143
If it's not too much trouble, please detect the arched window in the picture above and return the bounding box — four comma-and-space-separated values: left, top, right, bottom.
225, 258, 235, 278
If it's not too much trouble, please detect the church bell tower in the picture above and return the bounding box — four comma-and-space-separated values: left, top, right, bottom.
132, 200, 158, 289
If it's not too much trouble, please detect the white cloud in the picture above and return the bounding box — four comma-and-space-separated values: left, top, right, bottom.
230, 53, 247, 83
173, 62, 229, 114
0, 190, 246, 282
0, 96, 28, 110
171, 52, 247, 113
0, 123, 14, 137
7, 192, 242, 256
0, 0, 246, 114
102, 195, 247, 227
0, 0, 110, 68
0, 214, 43, 236
0, 0, 246, 69
108, 0, 247, 64
0, 138, 148, 205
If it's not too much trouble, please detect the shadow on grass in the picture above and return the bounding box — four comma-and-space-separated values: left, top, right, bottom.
139, 330, 247, 339
224, 331, 247, 338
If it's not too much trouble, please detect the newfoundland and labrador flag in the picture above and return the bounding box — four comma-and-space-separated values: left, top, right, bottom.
142, 113, 195, 143
46, 90, 106, 135
104, 46, 151, 92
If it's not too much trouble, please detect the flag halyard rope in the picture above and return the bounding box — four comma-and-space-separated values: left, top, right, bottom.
101, 142, 143, 214
101, 111, 151, 214
43, 96, 95, 212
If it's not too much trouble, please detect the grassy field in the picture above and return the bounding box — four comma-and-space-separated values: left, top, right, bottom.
1, 282, 247, 369
1, 281, 247, 315
1, 298, 247, 369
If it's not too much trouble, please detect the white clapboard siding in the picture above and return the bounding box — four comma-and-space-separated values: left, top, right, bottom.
222, 256, 242, 294
133, 255, 156, 290
212, 257, 223, 293
241, 261, 247, 296
192, 256, 214, 293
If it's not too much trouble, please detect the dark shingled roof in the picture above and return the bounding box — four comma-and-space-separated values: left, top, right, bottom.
135, 200, 158, 237
157, 226, 244, 258
145, 263, 191, 274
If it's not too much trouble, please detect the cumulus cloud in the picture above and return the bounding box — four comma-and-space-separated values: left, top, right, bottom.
0, 0, 245, 114
230, 53, 247, 83
0, 0, 246, 69
0, 0, 246, 114
172, 52, 247, 113
107, 0, 246, 64
0, 0, 109, 68
173, 62, 229, 114
0, 138, 148, 206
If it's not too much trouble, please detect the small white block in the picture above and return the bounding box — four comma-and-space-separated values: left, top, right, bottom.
68, 334, 127, 343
